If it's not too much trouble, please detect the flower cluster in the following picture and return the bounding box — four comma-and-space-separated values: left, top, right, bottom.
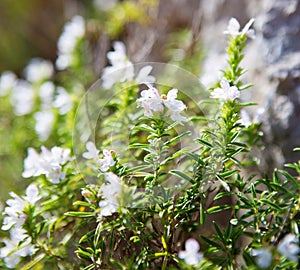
98, 172, 122, 217
137, 84, 188, 125
83, 142, 115, 172
0, 185, 40, 268
251, 234, 300, 268
210, 78, 240, 101
56, 15, 85, 70
224, 17, 255, 39
101, 41, 155, 89
22, 146, 72, 184
0, 59, 73, 141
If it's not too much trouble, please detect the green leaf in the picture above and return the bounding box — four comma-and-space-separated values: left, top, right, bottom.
169, 170, 195, 184
65, 211, 95, 218
206, 205, 231, 214
219, 170, 239, 179
201, 235, 222, 249
21, 253, 46, 270
164, 131, 191, 146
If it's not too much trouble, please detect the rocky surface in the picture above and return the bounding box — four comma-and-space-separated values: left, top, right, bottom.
200, 0, 300, 173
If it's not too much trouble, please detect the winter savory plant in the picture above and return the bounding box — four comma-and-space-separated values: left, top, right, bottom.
0, 11, 299, 270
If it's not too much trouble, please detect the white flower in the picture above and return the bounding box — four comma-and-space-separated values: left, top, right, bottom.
239, 109, 252, 128
137, 85, 188, 124
178, 238, 203, 265
56, 16, 85, 70
278, 234, 300, 262
99, 172, 121, 216
2, 184, 40, 231
34, 110, 55, 141
53, 87, 73, 114
22, 146, 71, 184
136, 85, 164, 117
224, 17, 255, 39
210, 78, 240, 101
135, 65, 156, 84
0, 71, 17, 96
22, 148, 44, 178
251, 248, 272, 268
39, 81, 55, 110
101, 41, 134, 89
83, 141, 99, 161
97, 149, 115, 172
162, 88, 188, 125
24, 58, 54, 83
94, 0, 117, 11
10, 80, 35, 115
0, 228, 35, 268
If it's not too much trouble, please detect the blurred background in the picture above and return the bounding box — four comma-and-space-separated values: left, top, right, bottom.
0, 0, 300, 201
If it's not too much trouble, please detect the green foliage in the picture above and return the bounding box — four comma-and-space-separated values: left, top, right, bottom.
0, 5, 299, 270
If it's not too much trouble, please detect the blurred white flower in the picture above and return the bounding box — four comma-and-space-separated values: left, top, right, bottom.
239, 109, 252, 128
0, 228, 36, 269
39, 81, 55, 110
53, 87, 73, 114
178, 238, 203, 265
224, 17, 255, 39
2, 184, 40, 231
135, 65, 156, 84
251, 248, 272, 268
137, 85, 164, 117
0, 71, 17, 96
94, 0, 117, 11
101, 41, 134, 89
97, 149, 115, 172
162, 88, 188, 125
24, 58, 54, 83
56, 16, 85, 70
34, 110, 55, 141
10, 80, 35, 115
99, 172, 121, 216
22, 146, 71, 184
83, 141, 99, 161
278, 234, 300, 262
210, 78, 240, 101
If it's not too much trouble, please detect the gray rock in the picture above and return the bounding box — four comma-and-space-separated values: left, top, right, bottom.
200, 0, 300, 172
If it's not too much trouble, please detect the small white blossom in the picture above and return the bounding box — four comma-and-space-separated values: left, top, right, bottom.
53, 86, 73, 114
251, 248, 272, 268
22, 146, 71, 184
137, 85, 164, 117
56, 16, 85, 70
34, 110, 55, 141
224, 17, 255, 39
39, 81, 55, 110
99, 172, 121, 216
239, 109, 252, 128
0, 228, 35, 268
135, 65, 156, 84
83, 141, 99, 161
10, 80, 35, 115
178, 238, 203, 265
162, 88, 188, 125
24, 58, 54, 83
0, 71, 17, 96
101, 41, 134, 89
210, 78, 240, 101
2, 184, 40, 231
278, 234, 300, 262
137, 85, 188, 124
97, 149, 115, 172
